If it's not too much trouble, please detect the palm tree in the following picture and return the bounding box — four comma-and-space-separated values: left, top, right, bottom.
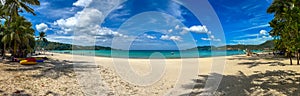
37, 31, 47, 42
2, 0, 40, 17
36, 31, 47, 54
267, 0, 300, 65
1, 16, 35, 57
1, 0, 40, 58
1, 0, 40, 34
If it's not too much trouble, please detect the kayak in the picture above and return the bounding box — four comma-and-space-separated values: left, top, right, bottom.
20, 60, 37, 65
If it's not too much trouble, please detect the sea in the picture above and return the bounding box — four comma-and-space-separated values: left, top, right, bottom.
51, 50, 263, 59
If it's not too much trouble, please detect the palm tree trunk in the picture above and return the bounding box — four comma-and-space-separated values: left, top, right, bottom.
13, 40, 17, 57
297, 51, 299, 65
2, 44, 5, 59
289, 52, 293, 65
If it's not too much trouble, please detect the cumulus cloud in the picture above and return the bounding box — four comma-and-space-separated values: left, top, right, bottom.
52, 7, 126, 45
53, 8, 124, 37
175, 25, 180, 30
231, 29, 272, 45
182, 25, 209, 34
97, 27, 126, 37
36, 23, 49, 32
143, 34, 156, 39
73, 0, 93, 7
160, 35, 170, 40
54, 8, 103, 32
168, 29, 173, 33
170, 36, 182, 41
160, 35, 182, 41
147, 36, 156, 39
45, 0, 136, 47
259, 30, 267, 35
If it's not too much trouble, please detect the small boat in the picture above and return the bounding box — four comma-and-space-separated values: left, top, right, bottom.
20, 60, 37, 65
19, 57, 42, 65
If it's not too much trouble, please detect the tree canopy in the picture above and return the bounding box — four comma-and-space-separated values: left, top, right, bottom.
0, 0, 40, 58
267, 0, 300, 65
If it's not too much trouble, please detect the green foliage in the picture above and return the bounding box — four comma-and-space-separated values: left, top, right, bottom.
0, 0, 40, 57
1, 16, 35, 57
267, 0, 300, 65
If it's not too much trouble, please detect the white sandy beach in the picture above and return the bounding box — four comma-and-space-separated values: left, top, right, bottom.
1, 52, 300, 96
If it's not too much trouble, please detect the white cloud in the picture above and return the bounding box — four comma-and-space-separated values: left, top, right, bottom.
235, 30, 269, 39
201, 35, 221, 42
201, 38, 211, 41
214, 39, 221, 42
87, 0, 125, 15
33, 1, 78, 19
144, 34, 156, 39
53, 8, 103, 34
167, 2, 184, 21
233, 24, 270, 32
147, 36, 156, 39
46, 35, 74, 44
182, 25, 208, 33
259, 30, 267, 35
175, 25, 180, 30
51, 7, 126, 45
232, 36, 272, 45
160, 35, 170, 40
35, 23, 49, 32
179, 25, 221, 42
96, 27, 125, 37
231, 29, 272, 44
73, 0, 93, 7
168, 29, 173, 33
210, 35, 215, 39
236, 34, 259, 39
169, 36, 182, 41
46, 34, 99, 46
53, 7, 129, 38
46, 29, 125, 46
160, 35, 182, 41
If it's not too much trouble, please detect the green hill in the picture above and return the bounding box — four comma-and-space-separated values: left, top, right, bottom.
189, 40, 274, 50
36, 41, 112, 50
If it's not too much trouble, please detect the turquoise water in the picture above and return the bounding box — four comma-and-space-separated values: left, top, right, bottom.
51, 50, 262, 58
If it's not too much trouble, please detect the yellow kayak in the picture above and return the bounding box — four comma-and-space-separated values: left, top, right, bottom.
20, 60, 37, 65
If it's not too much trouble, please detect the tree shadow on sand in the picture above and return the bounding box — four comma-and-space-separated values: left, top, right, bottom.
227, 55, 286, 61
4, 59, 100, 79
0, 89, 60, 96
238, 61, 286, 68
228, 55, 292, 68
181, 70, 300, 96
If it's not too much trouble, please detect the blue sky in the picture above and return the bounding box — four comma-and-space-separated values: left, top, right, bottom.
21, 0, 274, 50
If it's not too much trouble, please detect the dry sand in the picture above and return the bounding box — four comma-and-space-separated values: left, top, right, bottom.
0, 52, 300, 96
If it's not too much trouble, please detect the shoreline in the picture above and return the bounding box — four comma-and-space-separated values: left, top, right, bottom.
48, 50, 248, 59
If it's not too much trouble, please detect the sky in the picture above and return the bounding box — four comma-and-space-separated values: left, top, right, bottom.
21, 0, 274, 50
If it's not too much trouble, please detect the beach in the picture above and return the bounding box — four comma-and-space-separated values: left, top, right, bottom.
1, 52, 300, 96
